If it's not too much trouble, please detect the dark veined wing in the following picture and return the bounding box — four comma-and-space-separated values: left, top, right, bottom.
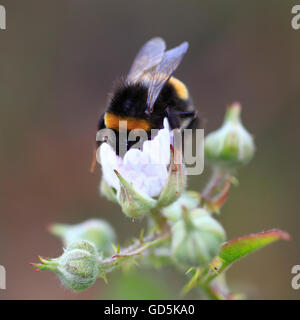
146, 42, 189, 113
126, 37, 166, 83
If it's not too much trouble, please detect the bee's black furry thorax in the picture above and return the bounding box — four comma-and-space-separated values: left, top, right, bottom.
107, 83, 149, 118
107, 81, 189, 130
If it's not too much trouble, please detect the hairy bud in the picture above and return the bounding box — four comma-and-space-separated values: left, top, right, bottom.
50, 219, 116, 256
162, 191, 200, 222
205, 103, 255, 168
171, 209, 226, 267
33, 240, 99, 291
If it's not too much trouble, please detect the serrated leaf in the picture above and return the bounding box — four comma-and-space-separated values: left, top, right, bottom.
220, 229, 290, 268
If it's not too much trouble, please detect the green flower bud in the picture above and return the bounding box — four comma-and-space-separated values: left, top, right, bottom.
57, 241, 99, 290
113, 144, 187, 219
115, 170, 157, 219
162, 191, 200, 222
171, 209, 226, 268
205, 103, 255, 168
33, 240, 99, 291
50, 219, 116, 256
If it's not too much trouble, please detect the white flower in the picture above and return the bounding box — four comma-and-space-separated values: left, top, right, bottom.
98, 118, 171, 199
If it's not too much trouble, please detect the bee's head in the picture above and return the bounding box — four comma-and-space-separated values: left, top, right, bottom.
107, 83, 148, 118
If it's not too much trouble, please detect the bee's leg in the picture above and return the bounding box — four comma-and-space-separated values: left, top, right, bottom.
165, 108, 181, 129
90, 113, 105, 174
177, 111, 196, 119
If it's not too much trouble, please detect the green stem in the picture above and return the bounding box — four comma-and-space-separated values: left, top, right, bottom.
99, 229, 171, 274
150, 208, 169, 232
202, 166, 228, 199
113, 233, 170, 258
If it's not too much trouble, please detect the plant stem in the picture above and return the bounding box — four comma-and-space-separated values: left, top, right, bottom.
201, 166, 233, 212
100, 229, 171, 273
150, 208, 169, 232
202, 166, 228, 199
113, 233, 170, 258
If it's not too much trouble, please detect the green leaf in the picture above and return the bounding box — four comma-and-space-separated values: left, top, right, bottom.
203, 229, 290, 287
220, 229, 290, 268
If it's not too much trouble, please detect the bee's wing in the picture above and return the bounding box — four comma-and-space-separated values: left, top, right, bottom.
126, 37, 166, 83
146, 42, 189, 113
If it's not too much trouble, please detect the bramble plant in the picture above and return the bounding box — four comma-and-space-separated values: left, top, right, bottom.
31, 102, 290, 299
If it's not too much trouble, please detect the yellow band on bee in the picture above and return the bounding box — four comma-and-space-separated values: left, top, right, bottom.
104, 112, 151, 131
168, 77, 189, 100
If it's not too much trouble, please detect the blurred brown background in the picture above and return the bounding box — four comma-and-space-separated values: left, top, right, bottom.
0, 0, 299, 299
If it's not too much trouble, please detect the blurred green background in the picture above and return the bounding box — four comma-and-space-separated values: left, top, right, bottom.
0, 0, 299, 299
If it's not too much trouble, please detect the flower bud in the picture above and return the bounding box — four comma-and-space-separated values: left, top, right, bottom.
162, 191, 200, 222
50, 219, 116, 256
33, 240, 99, 291
205, 103, 255, 168
115, 170, 157, 219
171, 208, 226, 267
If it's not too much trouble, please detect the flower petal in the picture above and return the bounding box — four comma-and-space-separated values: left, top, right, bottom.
99, 143, 121, 192
99, 118, 172, 199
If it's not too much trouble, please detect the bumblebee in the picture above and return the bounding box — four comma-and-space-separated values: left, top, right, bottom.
91, 37, 197, 171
